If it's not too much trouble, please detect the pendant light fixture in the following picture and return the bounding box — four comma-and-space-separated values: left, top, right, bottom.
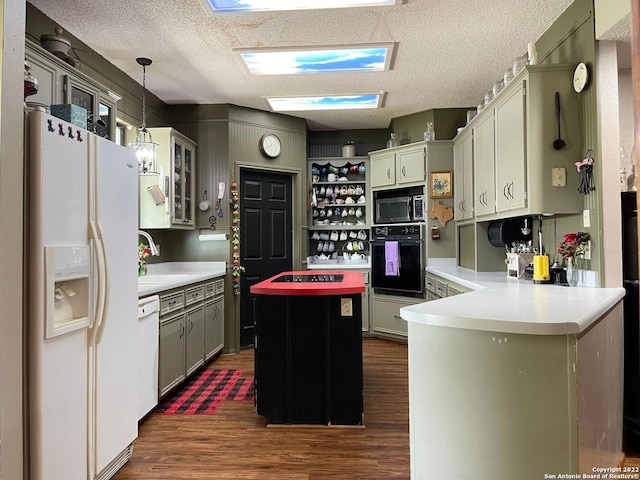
128, 57, 159, 175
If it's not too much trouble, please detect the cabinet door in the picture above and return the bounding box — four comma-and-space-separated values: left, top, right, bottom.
25, 50, 60, 107
495, 81, 526, 213
172, 139, 196, 227
360, 272, 370, 333
473, 112, 496, 217
396, 146, 425, 184
205, 296, 225, 360
159, 313, 186, 397
371, 295, 409, 337
370, 152, 396, 188
453, 131, 473, 220
185, 304, 205, 376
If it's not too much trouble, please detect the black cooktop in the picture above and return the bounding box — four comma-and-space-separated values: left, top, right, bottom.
272, 274, 345, 283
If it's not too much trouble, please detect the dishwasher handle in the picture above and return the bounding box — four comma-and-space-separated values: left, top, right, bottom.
138, 296, 160, 318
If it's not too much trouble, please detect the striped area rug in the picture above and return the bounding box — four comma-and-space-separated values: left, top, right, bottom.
155, 369, 254, 415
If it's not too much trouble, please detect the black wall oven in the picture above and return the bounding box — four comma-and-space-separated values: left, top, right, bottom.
371, 224, 424, 298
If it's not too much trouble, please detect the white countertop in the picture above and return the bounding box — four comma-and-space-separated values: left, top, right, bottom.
138, 262, 226, 297
399, 265, 625, 335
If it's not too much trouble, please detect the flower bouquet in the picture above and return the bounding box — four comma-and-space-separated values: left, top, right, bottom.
557, 232, 590, 286
138, 243, 152, 276
557, 232, 590, 263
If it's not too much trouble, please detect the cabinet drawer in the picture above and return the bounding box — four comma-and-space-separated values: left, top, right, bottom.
435, 280, 448, 298
205, 282, 216, 298
160, 291, 185, 316
425, 274, 436, 293
215, 278, 224, 295
185, 285, 205, 306
447, 285, 467, 296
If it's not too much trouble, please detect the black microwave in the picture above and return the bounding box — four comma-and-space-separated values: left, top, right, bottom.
374, 187, 425, 224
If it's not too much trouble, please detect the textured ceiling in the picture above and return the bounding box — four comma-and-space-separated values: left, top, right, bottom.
27, 0, 574, 131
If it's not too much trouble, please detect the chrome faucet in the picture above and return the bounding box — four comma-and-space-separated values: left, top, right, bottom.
138, 230, 160, 256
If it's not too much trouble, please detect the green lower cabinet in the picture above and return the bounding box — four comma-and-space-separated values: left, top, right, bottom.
157, 277, 225, 398
426, 272, 471, 299
185, 304, 205, 377
371, 294, 424, 338
159, 312, 186, 397
205, 295, 224, 360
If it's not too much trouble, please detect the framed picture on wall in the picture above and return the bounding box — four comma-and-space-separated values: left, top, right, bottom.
429, 171, 453, 199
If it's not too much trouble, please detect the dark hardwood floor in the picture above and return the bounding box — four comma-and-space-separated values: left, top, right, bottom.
113, 338, 410, 479
113, 336, 640, 478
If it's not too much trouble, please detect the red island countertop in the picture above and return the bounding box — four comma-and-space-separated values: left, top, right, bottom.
250, 270, 365, 296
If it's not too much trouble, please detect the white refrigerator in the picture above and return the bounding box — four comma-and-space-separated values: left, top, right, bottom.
28, 110, 139, 480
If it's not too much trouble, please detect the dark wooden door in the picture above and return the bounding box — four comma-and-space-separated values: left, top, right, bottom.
239, 169, 293, 347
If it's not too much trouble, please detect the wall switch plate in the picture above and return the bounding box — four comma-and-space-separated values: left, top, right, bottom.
341, 298, 353, 317
583, 209, 590, 228
552, 167, 566, 187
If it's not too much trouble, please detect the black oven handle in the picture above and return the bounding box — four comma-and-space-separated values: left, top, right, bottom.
371, 239, 423, 246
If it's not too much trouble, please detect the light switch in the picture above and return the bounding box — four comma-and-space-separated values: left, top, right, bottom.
552, 167, 566, 187
583, 209, 590, 228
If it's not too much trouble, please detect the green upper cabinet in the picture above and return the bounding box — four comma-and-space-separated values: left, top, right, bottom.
473, 112, 496, 217
139, 127, 197, 230
494, 80, 527, 213
453, 130, 473, 221
370, 142, 427, 189
396, 144, 426, 185
370, 151, 396, 188
454, 64, 582, 222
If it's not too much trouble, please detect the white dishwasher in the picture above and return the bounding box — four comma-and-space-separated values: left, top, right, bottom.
137, 295, 160, 420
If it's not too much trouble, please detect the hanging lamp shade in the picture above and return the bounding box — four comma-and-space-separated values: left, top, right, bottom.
128, 57, 159, 175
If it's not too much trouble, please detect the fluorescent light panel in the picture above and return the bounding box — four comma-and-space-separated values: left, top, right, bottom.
267, 93, 383, 112
237, 44, 393, 75
203, 0, 399, 13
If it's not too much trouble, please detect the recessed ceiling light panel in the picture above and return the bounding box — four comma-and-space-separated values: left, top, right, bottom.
236, 44, 394, 75
266, 93, 384, 112
202, 0, 400, 13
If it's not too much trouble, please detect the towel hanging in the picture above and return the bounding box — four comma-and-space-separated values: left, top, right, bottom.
385, 241, 400, 276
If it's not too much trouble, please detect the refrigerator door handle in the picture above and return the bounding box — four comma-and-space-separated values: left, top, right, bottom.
88, 219, 106, 346
95, 220, 111, 344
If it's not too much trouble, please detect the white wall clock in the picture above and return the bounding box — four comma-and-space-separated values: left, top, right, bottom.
573, 62, 589, 93
259, 133, 281, 159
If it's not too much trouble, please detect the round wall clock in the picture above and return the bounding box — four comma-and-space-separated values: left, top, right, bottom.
259, 133, 281, 159
573, 62, 589, 93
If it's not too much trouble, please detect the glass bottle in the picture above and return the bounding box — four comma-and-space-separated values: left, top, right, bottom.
621, 147, 629, 191
628, 164, 637, 192
387, 133, 397, 149
566, 257, 579, 286
628, 144, 637, 192
423, 122, 434, 142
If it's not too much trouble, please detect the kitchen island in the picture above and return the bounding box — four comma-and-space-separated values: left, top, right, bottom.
250, 271, 365, 426
401, 266, 625, 479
